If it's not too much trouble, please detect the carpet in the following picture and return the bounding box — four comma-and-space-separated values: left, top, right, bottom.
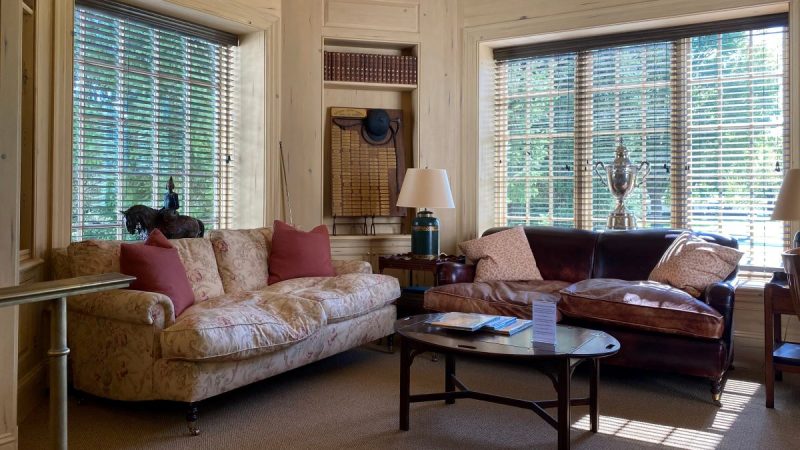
19, 345, 800, 449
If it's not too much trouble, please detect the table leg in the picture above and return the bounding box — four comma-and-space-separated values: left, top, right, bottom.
765, 296, 775, 408
445, 354, 455, 405
558, 358, 572, 450
589, 358, 599, 433
774, 313, 783, 381
400, 340, 411, 430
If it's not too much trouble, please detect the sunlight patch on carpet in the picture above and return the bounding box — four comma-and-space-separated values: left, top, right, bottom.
573, 378, 760, 449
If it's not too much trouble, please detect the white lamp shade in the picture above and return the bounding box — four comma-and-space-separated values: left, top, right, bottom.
772, 168, 800, 220
396, 168, 455, 209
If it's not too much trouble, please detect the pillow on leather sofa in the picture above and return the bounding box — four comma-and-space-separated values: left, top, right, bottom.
648, 231, 743, 297
458, 226, 543, 282
559, 279, 724, 339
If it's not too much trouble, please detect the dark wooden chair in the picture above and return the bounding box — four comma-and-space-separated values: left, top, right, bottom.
782, 249, 800, 320
775, 250, 800, 384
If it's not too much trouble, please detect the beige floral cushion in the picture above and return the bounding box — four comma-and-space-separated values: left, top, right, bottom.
209, 228, 273, 293
160, 290, 325, 361
266, 274, 401, 323
459, 226, 543, 282
331, 259, 372, 275
171, 238, 225, 303
649, 232, 743, 297
68, 239, 122, 276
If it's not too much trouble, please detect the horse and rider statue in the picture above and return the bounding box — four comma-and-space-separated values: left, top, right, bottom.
121, 177, 205, 239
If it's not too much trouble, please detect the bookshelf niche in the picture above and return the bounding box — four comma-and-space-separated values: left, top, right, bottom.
322, 38, 418, 238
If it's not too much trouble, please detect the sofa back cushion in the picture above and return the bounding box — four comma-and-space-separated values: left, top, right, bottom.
482, 226, 598, 282
171, 238, 225, 303
593, 229, 739, 282
68, 239, 122, 277
209, 228, 273, 293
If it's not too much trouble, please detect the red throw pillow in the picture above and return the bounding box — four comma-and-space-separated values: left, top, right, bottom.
120, 229, 194, 317
268, 220, 335, 284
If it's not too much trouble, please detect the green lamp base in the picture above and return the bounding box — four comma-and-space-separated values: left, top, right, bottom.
411, 210, 439, 259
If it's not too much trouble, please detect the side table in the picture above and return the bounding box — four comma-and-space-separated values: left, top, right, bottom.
378, 253, 465, 318
764, 271, 800, 408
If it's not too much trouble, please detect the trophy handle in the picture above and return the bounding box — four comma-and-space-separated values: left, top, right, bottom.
635, 161, 651, 188
593, 161, 608, 187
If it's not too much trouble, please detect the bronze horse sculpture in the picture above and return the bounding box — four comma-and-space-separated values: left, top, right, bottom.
122, 205, 204, 239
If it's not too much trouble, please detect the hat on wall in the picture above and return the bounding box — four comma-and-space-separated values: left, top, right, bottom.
363, 109, 390, 142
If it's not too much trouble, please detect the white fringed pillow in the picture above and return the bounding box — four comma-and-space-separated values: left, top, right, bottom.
458, 226, 543, 282
648, 232, 743, 298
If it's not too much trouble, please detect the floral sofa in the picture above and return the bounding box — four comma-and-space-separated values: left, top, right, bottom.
54, 227, 400, 434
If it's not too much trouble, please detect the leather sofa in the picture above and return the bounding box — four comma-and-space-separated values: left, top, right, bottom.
425, 226, 738, 404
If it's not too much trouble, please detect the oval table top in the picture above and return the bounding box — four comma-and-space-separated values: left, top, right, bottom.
395, 313, 620, 360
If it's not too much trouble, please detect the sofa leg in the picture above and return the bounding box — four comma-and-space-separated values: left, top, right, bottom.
186, 403, 200, 436
711, 378, 724, 406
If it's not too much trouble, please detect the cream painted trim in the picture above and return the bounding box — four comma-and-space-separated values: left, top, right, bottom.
461, 0, 793, 239
0, 432, 17, 447
17, 360, 46, 423
51, 0, 74, 249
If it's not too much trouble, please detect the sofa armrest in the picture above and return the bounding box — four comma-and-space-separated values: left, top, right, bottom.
705, 281, 735, 343
332, 259, 373, 275
69, 289, 175, 328
435, 262, 476, 286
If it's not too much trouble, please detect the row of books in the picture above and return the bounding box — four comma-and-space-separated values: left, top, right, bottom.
324, 51, 417, 85
429, 312, 533, 336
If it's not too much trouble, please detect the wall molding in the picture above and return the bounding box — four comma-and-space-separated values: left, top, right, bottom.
17, 360, 46, 422
0, 432, 17, 448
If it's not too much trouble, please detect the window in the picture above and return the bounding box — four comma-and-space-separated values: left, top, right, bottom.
72, 0, 238, 241
493, 15, 788, 269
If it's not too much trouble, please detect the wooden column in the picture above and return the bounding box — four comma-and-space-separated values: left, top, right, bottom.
0, 0, 22, 448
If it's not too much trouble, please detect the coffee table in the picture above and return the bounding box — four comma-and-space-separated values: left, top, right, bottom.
395, 314, 620, 450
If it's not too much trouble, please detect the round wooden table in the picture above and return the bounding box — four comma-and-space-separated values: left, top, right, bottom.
395, 314, 620, 450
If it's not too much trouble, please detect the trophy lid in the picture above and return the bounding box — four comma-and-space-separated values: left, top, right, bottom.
613, 141, 632, 168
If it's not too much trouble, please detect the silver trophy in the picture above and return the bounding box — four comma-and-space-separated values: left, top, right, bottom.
594, 142, 650, 230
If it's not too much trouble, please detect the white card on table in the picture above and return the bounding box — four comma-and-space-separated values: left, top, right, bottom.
532, 297, 558, 345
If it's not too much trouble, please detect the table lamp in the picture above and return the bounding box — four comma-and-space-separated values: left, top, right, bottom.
772, 168, 800, 249
396, 168, 455, 259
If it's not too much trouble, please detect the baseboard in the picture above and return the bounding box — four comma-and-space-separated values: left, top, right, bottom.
0, 431, 17, 449
17, 360, 47, 423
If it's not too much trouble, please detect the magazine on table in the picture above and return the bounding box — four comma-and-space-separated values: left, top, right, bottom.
487, 319, 532, 336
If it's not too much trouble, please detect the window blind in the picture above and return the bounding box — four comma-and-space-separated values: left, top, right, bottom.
72, 1, 238, 241
493, 15, 789, 269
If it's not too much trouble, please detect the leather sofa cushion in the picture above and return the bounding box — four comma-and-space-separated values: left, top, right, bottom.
265, 274, 401, 323
424, 280, 571, 319
559, 279, 724, 339
160, 291, 325, 361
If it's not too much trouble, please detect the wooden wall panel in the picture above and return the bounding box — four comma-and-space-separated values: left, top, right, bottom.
237, 31, 268, 228
417, 0, 460, 253
0, 0, 22, 445
282, 0, 324, 228
324, 0, 419, 33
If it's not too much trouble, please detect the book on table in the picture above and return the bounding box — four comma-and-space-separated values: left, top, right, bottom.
429, 312, 527, 334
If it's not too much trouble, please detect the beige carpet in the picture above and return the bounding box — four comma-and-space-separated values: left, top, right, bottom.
20, 346, 800, 450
